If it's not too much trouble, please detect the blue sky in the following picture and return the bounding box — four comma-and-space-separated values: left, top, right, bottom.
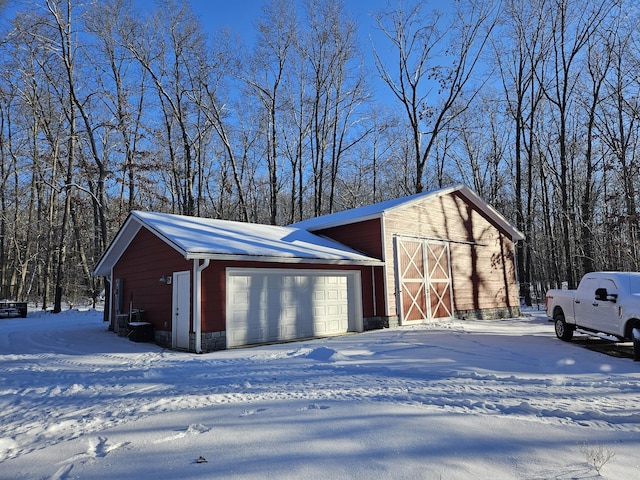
0, 0, 416, 107
130, 0, 392, 50
178, 0, 389, 43
134, 0, 397, 103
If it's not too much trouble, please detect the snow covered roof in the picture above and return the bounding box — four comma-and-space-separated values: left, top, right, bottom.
291, 184, 525, 241
93, 211, 382, 276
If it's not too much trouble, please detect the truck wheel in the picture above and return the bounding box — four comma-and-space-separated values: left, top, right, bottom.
554, 312, 573, 341
633, 328, 640, 362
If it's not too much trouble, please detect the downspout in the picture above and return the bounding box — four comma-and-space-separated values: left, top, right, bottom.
371, 265, 377, 317
107, 270, 114, 330
102, 274, 115, 330
193, 258, 211, 353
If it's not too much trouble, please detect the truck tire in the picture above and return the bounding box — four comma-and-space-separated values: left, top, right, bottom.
633, 328, 640, 362
554, 311, 574, 341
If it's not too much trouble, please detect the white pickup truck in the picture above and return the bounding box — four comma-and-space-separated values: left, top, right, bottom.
546, 272, 640, 358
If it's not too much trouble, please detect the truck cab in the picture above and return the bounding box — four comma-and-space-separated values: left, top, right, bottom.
573, 275, 620, 334
546, 272, 640, 360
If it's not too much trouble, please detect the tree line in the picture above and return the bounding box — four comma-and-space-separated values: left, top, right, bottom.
0, 0, 636, 310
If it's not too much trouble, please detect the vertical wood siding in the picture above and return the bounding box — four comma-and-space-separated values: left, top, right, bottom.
112, 228, 191, 332
383, 191, 518, 317
315, 219, 383, 259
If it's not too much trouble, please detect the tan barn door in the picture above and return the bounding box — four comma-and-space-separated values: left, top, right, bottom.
425, 242, 453, 319
396, 238, 428, 322
395, 237, 453, 323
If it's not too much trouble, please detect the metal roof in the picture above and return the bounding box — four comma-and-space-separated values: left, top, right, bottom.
291, 184, 525, 241
93, 211, 383, 277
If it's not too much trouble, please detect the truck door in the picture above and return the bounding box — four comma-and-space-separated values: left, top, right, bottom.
591, 278, 620, 335
574, 277, 599, 330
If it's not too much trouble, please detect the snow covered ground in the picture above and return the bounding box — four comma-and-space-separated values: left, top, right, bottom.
1, 308, 639, 479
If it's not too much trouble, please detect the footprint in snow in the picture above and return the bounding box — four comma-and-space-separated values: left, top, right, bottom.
92, 436, 108, 458
297, 404, 330, 411
153, 423, 210, 444
54, 436, 130, 477
239, 408, 267, 417
50, 463, 74, 480
89, 436, 129, 458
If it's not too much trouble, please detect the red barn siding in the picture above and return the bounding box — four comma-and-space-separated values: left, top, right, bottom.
314, 218, 383, 259
308, 219, 386, 321
111, 227, 377, 338
112, 227, 191, 332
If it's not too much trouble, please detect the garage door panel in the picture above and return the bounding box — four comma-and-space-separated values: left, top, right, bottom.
229, 288, 249, 306
230, 327, 257, 345
226, 269, 361, 348
326, 305, 340, 316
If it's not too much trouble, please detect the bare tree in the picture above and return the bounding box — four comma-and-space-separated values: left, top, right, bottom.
303, 0, 369, 215
542, 0, 615, 288
42, 0, 79, 313
446, 91, 509, 202
279, 45, 312, 223
199, 29, 252, 222
596, 15, 640, 270
85, 0, 149, 217
494, 0, 547, 304
373, 0, 499, 193
123, 0, 209, 216
576, 25, 615, 274
244, 0, 297, 224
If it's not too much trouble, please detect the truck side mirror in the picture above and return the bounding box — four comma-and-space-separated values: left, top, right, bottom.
595, 288, 608, 301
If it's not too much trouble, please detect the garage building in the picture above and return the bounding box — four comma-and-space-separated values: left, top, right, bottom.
93, 184, 524, 352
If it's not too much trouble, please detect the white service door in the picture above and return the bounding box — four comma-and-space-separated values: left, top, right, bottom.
226, 268, 362, 348
172, 271, 191, 350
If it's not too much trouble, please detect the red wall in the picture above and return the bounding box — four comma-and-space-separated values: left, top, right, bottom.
112, 228, 191, 332
314, 218, 383, 259
113, 227, 379, 334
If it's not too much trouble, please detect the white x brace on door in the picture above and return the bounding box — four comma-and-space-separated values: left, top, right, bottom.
395, 237, 453, 323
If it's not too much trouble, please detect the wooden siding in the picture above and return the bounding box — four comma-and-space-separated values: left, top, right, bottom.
315, 218, 384, 259
448, 235, 518, 312
382, 191, 518, 317
112, 227, 191, 332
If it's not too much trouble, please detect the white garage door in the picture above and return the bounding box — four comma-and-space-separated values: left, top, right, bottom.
226, 268, 362, 348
